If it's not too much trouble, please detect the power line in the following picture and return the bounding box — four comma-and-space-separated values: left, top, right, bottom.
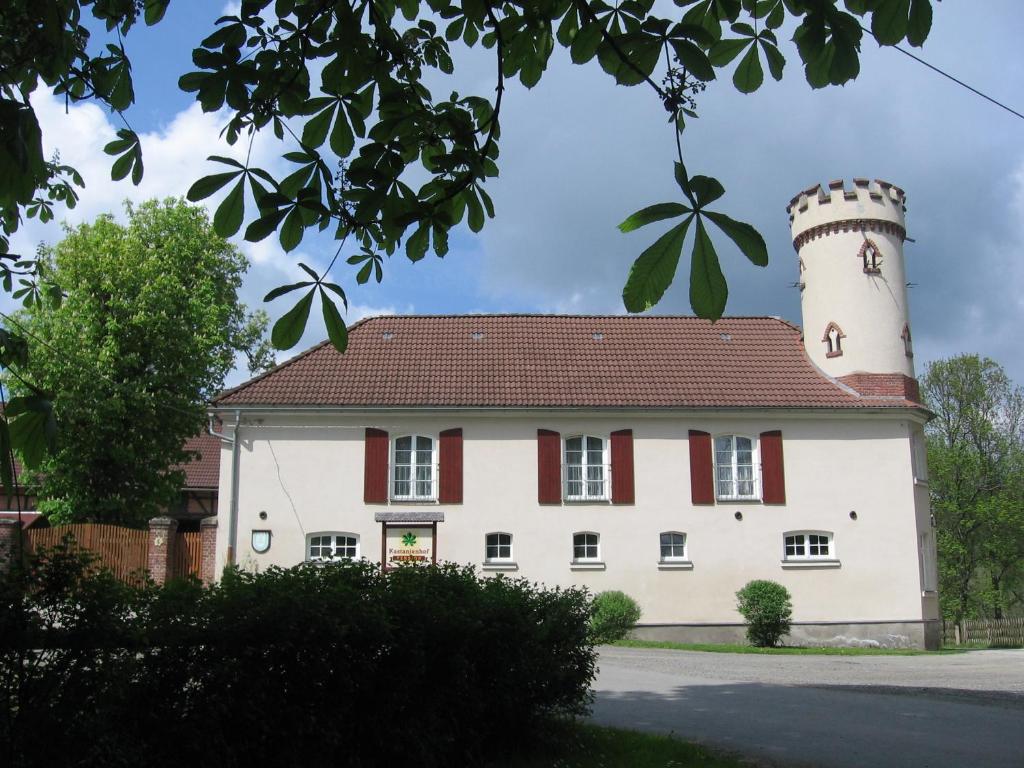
890, 42, 1024, 122
860, 23, 1024, 122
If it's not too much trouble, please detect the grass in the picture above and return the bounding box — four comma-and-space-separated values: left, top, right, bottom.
612, 638, 965, 655
491, 721, 745, 768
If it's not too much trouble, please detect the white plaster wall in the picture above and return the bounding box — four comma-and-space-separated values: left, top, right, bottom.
791, 181, 915, 378
215, 410, 933, 626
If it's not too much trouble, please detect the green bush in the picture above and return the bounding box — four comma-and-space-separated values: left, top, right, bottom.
735, 580, 793, 647
0, 544, 597, 767
590, 590, 642, 644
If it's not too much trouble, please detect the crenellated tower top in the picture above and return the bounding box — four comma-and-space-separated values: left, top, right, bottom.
788, 177, 916, 382
787, 178, 907, 252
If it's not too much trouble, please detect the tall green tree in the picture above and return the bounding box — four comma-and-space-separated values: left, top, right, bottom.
921, 355, 1024, 621
15, 199, 273, 525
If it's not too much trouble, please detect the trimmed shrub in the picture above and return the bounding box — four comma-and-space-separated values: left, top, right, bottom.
736, 579, 793, 647
590, 590, 642, 644
0, 545, 597, 767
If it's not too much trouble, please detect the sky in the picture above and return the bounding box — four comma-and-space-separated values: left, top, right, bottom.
9, 1, 1024, 388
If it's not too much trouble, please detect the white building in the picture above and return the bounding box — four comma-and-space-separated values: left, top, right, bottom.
210, 178, 940, 648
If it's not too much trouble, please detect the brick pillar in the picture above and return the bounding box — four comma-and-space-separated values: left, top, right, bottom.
0, 519, 22, 574
147, 517, 178, 585
199, 516, 218, 585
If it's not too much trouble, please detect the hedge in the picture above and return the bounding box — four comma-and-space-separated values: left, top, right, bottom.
0, 544, 596, 767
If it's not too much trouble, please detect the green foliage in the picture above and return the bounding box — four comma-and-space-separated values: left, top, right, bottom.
921, 355, 1024, 622
735, 579, 792, 647
0, 546, 597, 767
11, 200, 272, 524
590, 589, 642, 643
0, 0, 938, 356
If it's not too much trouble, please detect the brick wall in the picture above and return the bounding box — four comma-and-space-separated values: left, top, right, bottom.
200, 516, 218, 584
838, 373, 921, 403
146, 517, 178, 585
0, 519, 20, 573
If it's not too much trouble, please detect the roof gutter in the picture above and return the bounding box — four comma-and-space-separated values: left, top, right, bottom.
208, 410, 241, 567
208, 404, 930, 421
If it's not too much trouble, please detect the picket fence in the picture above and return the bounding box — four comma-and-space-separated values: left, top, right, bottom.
943, 617, 1024, 648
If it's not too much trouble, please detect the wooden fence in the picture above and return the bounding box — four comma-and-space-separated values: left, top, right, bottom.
943, 617, 1024, 647
27, 523, 149, 585
25, 523, 204, 585
171, 530, 203, 581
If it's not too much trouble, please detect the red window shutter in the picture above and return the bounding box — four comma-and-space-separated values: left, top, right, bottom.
537, 429, 562, 504
760, 430, 786, 504
610, 429, 635, 504
438, 428, 463, 504
688, 430, 714, 505
364, 428, 389, 503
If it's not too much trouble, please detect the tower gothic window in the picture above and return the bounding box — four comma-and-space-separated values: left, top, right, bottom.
823, 322, 845, 358
859, 239, 882, 274
902, 324, 914, 358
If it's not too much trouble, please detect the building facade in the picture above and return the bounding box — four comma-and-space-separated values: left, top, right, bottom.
210, 179, 940, 648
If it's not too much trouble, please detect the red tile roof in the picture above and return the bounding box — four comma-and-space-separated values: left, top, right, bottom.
175, 432, 221, 489
215, 315, 923, 409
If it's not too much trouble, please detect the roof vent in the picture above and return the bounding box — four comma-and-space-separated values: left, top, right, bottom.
382, 331, 395, 341
470, 331, 485, 341
719, 333, 732, 342
592, 332, 604, 341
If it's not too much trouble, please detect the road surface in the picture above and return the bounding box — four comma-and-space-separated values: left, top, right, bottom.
591, 646, 1024, 767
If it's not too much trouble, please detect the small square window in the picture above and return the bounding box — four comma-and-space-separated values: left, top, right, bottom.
573, 532, 600, 561
659, 532, 687, 561
485, 533, 512, 562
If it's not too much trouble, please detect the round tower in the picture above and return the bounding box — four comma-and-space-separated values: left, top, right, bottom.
787, 178, 915, 379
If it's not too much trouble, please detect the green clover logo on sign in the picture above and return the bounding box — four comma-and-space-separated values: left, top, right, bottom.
401, 532, 417, 547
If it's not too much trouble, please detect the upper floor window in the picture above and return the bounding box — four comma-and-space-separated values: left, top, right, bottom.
902, 324, 914, 358
572, 532, 600, 562
485, 532, 513, 562
714, 435, 758, 500
784, 531, 833, 561
823, 322, 845, 359
308, 532, 359, 562
860, 239, 882, 274
393, 435, 436, 500
565, 436, 608, 501
659, 532, 687, 561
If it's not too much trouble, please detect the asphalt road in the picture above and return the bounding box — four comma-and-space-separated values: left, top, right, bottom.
591, 647, 1024, 768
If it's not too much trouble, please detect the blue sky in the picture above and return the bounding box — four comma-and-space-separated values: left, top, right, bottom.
10, 1, 1024, 388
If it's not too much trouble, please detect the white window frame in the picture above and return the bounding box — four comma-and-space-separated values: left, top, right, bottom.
659, 531, 688, 561
781, 530, 839, 568
713, 434, 760, 501
563, 434, 610, 502
390, 434, 438, 502
306, 532, 360, 562
484, 532, 514, 563
572, 531, 602, 564
658, 531, 693, 570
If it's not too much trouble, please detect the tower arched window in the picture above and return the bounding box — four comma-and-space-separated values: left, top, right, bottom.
859, 239, 882, 274
823, 322, 845, 359
901, 324, 913, 358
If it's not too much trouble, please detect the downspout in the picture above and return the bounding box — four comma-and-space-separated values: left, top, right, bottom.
208, 409, 241, 565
